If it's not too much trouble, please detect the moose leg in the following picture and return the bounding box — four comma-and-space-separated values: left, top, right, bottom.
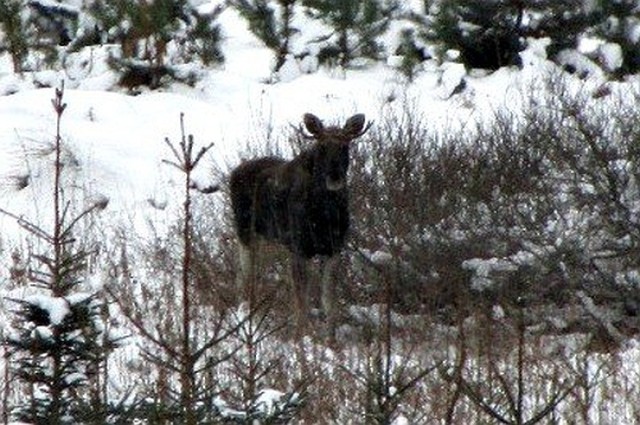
320, 255, 339, 324
291, 254, 309, 330
236, 243, 255, 297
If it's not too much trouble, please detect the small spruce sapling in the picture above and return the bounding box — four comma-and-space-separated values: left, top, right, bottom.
2, 84, 115, 424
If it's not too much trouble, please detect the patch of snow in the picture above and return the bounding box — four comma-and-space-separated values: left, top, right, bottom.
438, 62, 466, 99
597, 42, 623, 72
519, 37, 551, 67
369, 249, 394, 266
25, 294, 70, 325
392, 415, 410, 425
492, 305, 505, 320
254, 388, 299, 416
212, 396, 246, 420
64, 372, 86, 385
275, 55, 302, 83
66, 292, 93, 306
462, 257, 518, 291
555, 49, 605, 80
34, 325, 53, 341
348, 304, 406, 327
579, 36, 604, 55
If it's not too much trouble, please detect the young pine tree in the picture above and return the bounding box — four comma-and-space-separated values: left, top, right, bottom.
88, 0, 224, 89
303, 0, 399, 68
183, 5, 225, 67
419, 0, 592, 70
232, 0, 299, 73
0, 0, 29, 72
3, 85, 116, 424
420, 0, 525, 69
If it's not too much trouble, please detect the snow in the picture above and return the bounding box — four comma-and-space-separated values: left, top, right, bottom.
254, 388, 299, 416
211, 389, 299, 421
24, 294, 70, 325
392, 415, 410, 425
462, 257, 518, 292
555, 49, 605, 80
369, 249, 394, 266
438, 62, 466, 99
597, 42, 623, 72
0, 54, 517, 239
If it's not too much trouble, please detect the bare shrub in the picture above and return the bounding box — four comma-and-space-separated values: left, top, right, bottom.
350, 75, 640, 339
343, 76, 640, 421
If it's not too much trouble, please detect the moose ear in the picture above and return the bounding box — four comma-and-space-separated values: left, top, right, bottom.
343, 114, 367, 137
303, 113, 324, 136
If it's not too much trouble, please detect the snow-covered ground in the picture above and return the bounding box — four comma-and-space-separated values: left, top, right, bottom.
1, 1, 640, 423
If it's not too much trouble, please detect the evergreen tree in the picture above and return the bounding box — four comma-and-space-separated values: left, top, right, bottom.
420, 0, 526, 69
104, 116, 242, 424
527, 0, 602, 59
183, 5, 225, 66
88, 0, 225, 89
419, 0, 591, 70
303, 0, 399, 68
0, 0, 29, 72
0, 0, 78, 72
3, 85, 116, 424
393, 27, 429, 81
8, 293, 109, 423
25, 0, 79, 47
231, 0, 299, 72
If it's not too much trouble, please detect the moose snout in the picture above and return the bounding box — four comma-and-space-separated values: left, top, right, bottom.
325, 174, 346, 191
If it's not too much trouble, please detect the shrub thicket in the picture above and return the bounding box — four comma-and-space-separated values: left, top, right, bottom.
1, 75, 637, 423
348, 75, 640, 343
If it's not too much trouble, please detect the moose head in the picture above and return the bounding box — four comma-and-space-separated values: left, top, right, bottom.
299, 112, 369, 192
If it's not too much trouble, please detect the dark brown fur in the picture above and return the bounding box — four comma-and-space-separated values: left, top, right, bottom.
229, 113, 369, 258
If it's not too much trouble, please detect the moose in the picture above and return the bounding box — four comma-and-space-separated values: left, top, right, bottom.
229, 112, 371, 325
